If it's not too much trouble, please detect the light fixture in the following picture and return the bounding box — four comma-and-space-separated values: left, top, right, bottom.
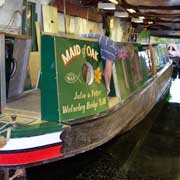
148, 21, 153, 25
139, 16, 145, 19
131, 18, 143, 23
110, 18, 114, 29
0, 0, 5, 7
114, 11, 129, 18
126, 8, 136, 13
98, 2, 116, 10
108, 0, 118, 5
175, 32, 180, 35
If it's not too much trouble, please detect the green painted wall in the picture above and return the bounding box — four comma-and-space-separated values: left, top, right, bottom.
54, 36, 108, 122
41, 35, 59, 122
115, 60, 132, 99
115, 43, 151, 100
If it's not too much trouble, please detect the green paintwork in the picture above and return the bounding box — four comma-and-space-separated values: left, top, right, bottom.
1, 122, 63, 138
138, 53, 149, 82
40, 34, 108, 122
115, 43, 151, 100
12, 122, 63, 138
54, 36, 108, 122
40, 35, 59, 122
115, 60, 132, 99
127, 44, 144, 91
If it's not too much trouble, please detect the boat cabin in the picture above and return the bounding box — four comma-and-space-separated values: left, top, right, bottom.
0, 33, 170, 124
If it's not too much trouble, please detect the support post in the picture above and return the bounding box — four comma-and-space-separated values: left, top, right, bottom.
63, 0, 67, 34
149, 44, 157, 76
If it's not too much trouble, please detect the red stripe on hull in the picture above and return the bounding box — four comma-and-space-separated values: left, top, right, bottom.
0, 145, 63, 166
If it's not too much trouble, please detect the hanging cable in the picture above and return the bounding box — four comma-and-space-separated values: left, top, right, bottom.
0, 10, 22, 32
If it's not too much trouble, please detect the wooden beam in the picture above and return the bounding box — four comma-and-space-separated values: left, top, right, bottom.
133, 23, 180, 31
152, 34, 180, 38
149, 45, 156, 76
121, 0, 180, 10
145, 19, 180, 24
150, 29, 180, 37
55, 0, 102, 23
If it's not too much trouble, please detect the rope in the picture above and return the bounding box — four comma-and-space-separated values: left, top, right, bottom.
0, 121, 15, 132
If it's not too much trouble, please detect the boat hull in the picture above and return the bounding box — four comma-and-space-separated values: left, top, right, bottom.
61, 64, 172, 159
0, 130, 63, 167
0, 64, 172, 168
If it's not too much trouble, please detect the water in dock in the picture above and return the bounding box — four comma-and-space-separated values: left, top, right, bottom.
27, 78, 180, 180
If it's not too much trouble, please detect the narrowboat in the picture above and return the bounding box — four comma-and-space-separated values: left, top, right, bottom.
0, 32, 172, 178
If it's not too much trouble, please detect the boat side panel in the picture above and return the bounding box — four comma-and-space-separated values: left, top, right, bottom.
41, 35, 59, 122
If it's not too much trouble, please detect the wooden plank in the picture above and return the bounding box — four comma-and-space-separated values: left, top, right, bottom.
7, 90, 40, 114
121, 60, 130, 89
0, 32, 31, 39
149, 44, 157, 76
28, 51, 40, 88
35, 22, 41, 51
55, 0, 102, 23
129, 48, 143, 84
42, 32, 99, 42
42, 5, 58, 33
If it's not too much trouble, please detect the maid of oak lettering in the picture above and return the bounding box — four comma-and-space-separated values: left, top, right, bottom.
86, 46, 99, 61
61, 45, 81, 66
61, 45, 99, 66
